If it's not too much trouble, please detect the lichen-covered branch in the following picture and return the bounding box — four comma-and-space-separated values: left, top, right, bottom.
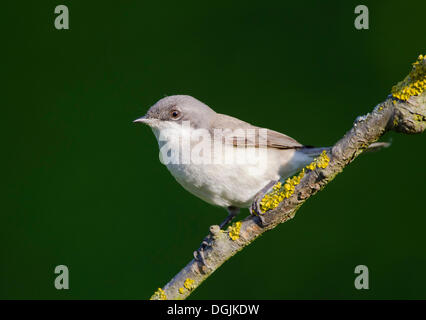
150, 55, 426, 300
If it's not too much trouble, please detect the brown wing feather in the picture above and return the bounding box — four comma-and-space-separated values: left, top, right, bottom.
210, 113, 304, 149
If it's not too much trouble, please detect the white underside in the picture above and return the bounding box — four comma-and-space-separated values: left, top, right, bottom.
151, 123, 313, 208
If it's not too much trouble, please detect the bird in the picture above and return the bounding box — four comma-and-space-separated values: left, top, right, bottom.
134, 95, 387, 228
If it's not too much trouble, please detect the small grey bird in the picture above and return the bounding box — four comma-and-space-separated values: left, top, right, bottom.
134, 95, 385, 228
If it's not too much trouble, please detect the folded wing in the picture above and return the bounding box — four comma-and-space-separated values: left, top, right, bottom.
210, 113, 305, 149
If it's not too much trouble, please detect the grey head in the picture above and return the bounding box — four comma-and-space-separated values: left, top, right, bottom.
134, 95, 216, 129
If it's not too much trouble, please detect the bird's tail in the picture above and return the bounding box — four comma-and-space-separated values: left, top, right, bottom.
300, 141, 391, 157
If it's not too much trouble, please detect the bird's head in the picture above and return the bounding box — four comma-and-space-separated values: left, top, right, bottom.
134, 95, 216, 131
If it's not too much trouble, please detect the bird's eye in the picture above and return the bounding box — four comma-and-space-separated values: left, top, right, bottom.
170, 109, 181, 120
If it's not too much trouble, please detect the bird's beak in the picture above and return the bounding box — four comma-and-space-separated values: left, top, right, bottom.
133, 115, 149, 124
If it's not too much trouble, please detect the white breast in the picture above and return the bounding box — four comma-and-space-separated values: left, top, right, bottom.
151, 124, 301, 208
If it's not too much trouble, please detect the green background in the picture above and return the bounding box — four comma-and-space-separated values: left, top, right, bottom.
1, 0, 425, 299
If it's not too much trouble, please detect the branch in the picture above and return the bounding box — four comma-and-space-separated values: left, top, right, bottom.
150, 55, 426, 300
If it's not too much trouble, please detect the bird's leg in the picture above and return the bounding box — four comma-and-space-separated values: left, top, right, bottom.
194, 206, 240, 267
250, 180, 278, 225
219, 206, 240, 229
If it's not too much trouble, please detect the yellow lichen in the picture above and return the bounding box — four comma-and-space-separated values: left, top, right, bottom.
414, 114, 423, 121
178, 278, 196, 295
306, 162, 316, 170
393, 118, 399, 127
183, 278, 196, 290
259, 169, 305, 213
150, 287, 167, 300
316, 150, 330, 168
228, 221, 242, 240
391, 54, 426, 101
258, 150, 330, 213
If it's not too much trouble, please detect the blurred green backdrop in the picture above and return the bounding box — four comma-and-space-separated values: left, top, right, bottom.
1, 0, 425, 299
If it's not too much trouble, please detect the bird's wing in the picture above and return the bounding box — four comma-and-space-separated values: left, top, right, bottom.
210, 113, 305, 149
264, 128, 304, 149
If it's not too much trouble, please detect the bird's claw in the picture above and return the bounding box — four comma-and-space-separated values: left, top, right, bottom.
250, 196, 268, 227
193, 236, 212, 269
250, 180, 277, 226
250, 194, 263, 217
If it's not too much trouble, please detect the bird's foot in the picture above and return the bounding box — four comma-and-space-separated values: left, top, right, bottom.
250, 180, 277, 226
193, 235, 213, 269
218, 206, 240, 229
194, 208, 241, 268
